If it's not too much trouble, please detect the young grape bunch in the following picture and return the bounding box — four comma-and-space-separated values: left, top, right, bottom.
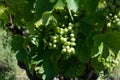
105, 0, 120, 29
47, 22, 76, 55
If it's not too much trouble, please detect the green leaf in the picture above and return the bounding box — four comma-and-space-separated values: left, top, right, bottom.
78, 20, 93, 36
91, 57, 105, 72
43, 59, 59, 80
83, 11, 105, 26
92, 31, 120, 57
23, 1, 34, 22
11, 35, 27, 61
54, 0, 65, 10
66, 0, 79, 12
75, 33, 91, 63
26, 21, 34, 34
92, 31, 120, 71
34, 0, 54, 21
85, 0, 99, 13
60, 56, 86, 78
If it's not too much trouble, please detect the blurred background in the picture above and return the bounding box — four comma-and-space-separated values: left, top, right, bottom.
0, 28, 29, 80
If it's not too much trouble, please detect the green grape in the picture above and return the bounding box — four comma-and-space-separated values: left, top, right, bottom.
71, 42, 76, 46
66, 41, 71, 46
68, 22, 72, 26
113, 15, 118, 19
106, 16, 110, 20
60, 37, 67, 43
64, 15, 68, 19
53, 36, 57, 40
56, 27, 60, 33
109, 13, 112, 17
62, 48, 67, 53
62, 24, 65, 27
67, 48, 72, 53
70, 33, 75, 38
112, 20, 116, 23
53, 44, 57, 48
66, 46, 70, 49
70, 47, 75, 53
107, 22, 111, 27
115, 18, 120, 22
68, 26, 72, 31
63, 28, 68, 33
117, 22, 120, 26
117, 12, 120, 17
60, 28, 64, 34
53, 39, 57, 43
70, 38, 76, 42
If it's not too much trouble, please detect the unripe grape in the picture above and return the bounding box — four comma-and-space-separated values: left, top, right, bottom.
117, 22, 120, 26
112, 20, 116, 23
70, 33, 75, 37
117, 12, 120, 18
53, 36, 57, 40
69, 23, 72, 26
114, 15, 118, 19
70, 38, 76, 42
106, 16, 109, 20
53, 39, 57, 43
109, 13, 112, 17
62, 24, 65, 27
115, 18, 120, 22
53, 44, 57, 48
67, 48, 72, 53
71, 42, 76, 46
107, 22, 111, 27
66, 46, 70, 49
70, 47, 75, 53
64, 15, 68, 19
60, 28, 64, 34
68, 26, 72, 31
56, 27, 60, 32
61, 37, 67, 42
61, 48, 67, 53
64, 28, 68, 33
66, 41, 71, 46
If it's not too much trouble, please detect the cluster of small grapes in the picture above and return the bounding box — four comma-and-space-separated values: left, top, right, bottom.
106, 0, 120, 29
48, 23, 76, 54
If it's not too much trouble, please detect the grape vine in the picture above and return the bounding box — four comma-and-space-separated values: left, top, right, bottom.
0, 0, 120, 80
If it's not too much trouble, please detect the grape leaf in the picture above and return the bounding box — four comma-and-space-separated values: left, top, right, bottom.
92, 31, 120, 71
85, 0, 99, 13
34, 0, 54, 21
11, 35, 27, 61
43, 59, 59, 80
66, 0, 79, 12
91, 57, 105, 72
92, 31, 120, 57
60, 56, 86, 78
54, 0, 65, 10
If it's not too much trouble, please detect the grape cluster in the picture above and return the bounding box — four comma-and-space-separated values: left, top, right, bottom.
48, 23, 76, 54
106, 0, 120, 29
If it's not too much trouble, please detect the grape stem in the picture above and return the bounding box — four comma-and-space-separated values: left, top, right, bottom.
68, 9, 74, 21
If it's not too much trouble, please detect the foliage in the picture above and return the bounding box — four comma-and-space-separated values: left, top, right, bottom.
0, 28, 16, 80
0, 0, 120, 80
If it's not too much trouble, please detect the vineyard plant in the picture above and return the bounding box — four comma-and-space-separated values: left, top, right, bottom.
1, 0, 120, 80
